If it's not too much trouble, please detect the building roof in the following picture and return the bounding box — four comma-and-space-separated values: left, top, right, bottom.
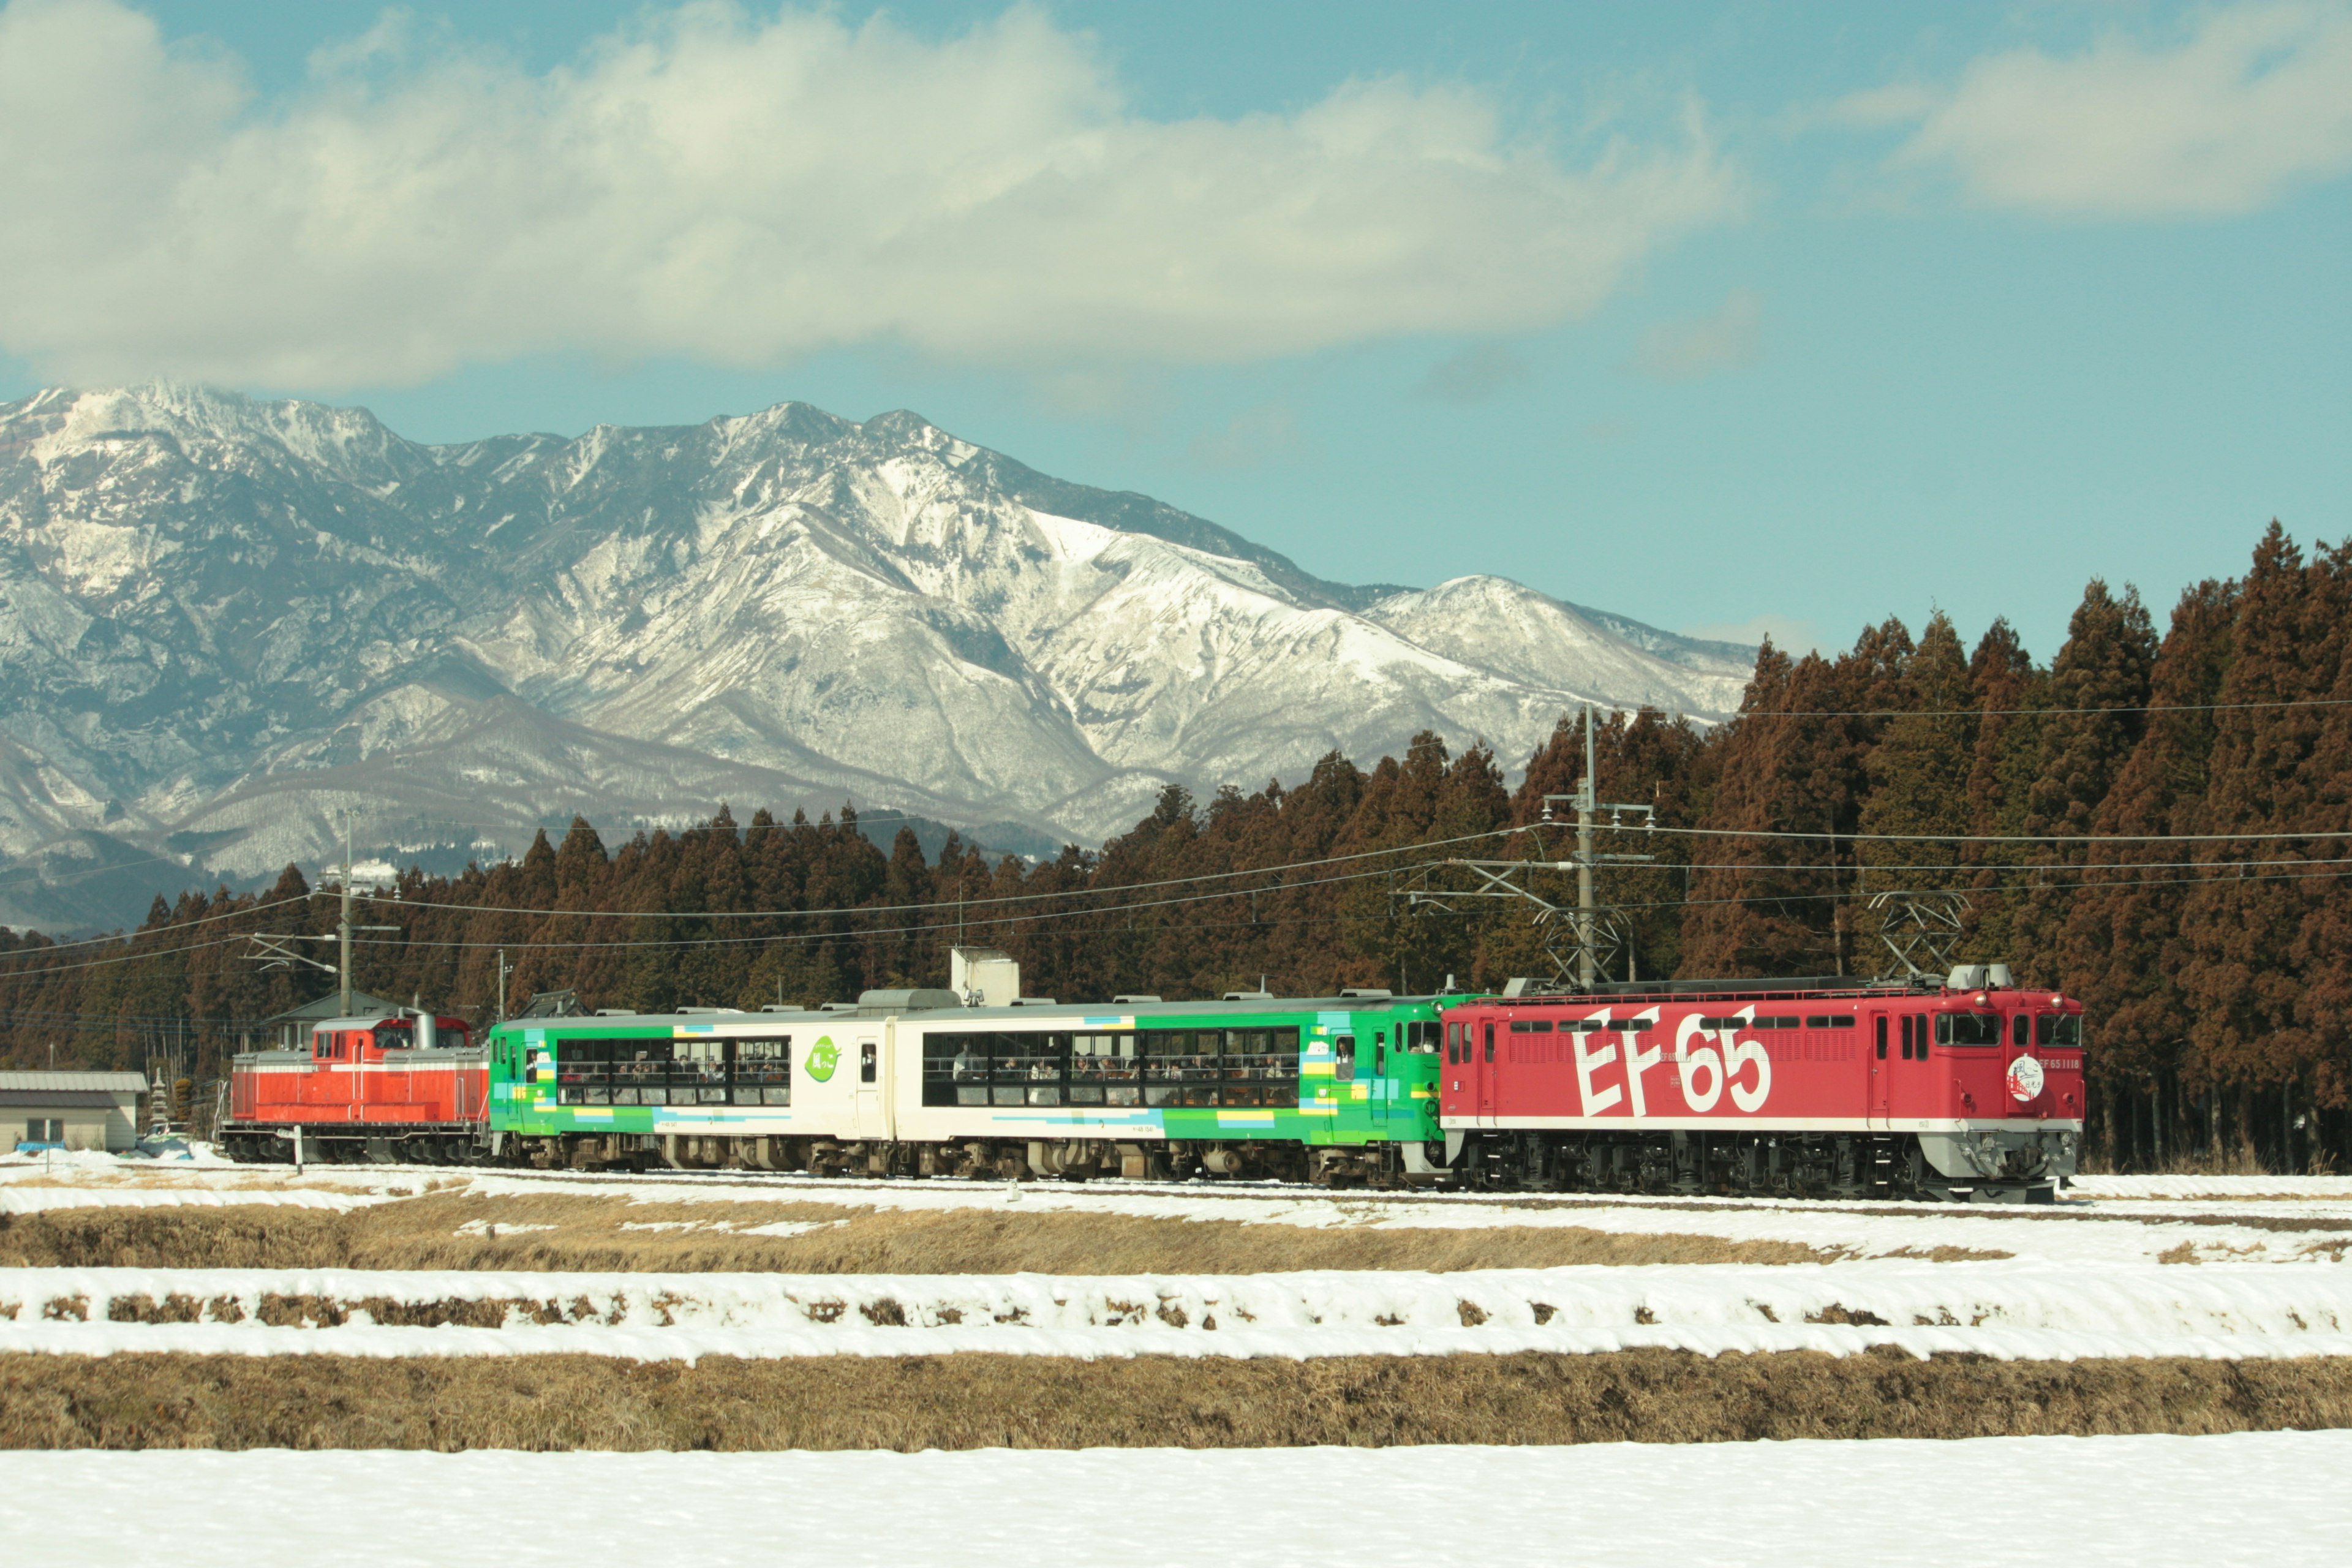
0, 1072, 150, 1093
260, 992, 394, 1025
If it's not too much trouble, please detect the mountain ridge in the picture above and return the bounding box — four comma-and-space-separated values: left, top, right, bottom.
0, 383, 1755, 931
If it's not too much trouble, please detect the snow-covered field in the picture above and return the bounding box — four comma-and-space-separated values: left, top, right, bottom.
2, 1431, 2344, 1566
10, 1154, 2352, 1265
7, 1257, 2351, 1364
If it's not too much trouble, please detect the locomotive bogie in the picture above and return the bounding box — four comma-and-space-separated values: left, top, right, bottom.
1452, 1128, 2062, 1202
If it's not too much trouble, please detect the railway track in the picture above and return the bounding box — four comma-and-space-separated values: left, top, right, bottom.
228, 1155, 2129, 1223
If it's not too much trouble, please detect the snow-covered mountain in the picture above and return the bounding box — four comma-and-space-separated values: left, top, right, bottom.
0, 384, 1753, 928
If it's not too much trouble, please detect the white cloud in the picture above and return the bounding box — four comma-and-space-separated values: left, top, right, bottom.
0, 0, 1743, 389
1627, 288, 1760, 381
1848, 2, 2352, 216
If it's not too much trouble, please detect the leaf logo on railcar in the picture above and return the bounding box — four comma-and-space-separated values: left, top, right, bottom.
805, 1036, 840, 1082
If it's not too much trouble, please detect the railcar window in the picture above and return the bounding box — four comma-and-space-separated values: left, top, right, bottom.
674, 1039, 729, 1104
924, 1031, 997, 1107
733, 1037, 791, 1105
1146, 1030, 1219, 1107
1934, 1012, 2002, 1047
2036, 1014, 2082, 1047
859, 1041, 877, 1085
996, 1031, 1058, 1104
1069, 1031, 1140, 1106
616, 1042, 667, 1103
1805, 1016, 1855, 1030
556, 1038, 601, 1102
1444, 1022, 1461, 1064
927, 1028, 1300, 1109
1508, 1019, 1554, 1033
1483, 1023, 1494, 1063
1219, 1028, 1298, 1106
1333, 1036, 1357, 1084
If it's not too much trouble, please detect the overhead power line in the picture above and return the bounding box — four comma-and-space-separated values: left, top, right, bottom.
1687, 696, 2352, 721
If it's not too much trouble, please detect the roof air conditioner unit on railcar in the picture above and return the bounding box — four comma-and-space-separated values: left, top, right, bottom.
951, 946, 1020, 1008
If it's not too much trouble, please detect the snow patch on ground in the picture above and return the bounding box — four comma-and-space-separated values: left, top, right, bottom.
1, 1433, 2345, 1567
6, 1259, 2350, 1365
10, 1162, 2352, 1265
2071, 1175, 2352, 1201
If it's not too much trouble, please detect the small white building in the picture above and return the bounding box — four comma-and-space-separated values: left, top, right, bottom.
2, 1072, 150, 1152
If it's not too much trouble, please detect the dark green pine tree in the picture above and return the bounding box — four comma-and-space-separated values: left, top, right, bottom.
2176, 524, 2342, 1166
2010, 581, 2157, 992
1856, 612, 1975, 978
1958, 618, 2046, 962
2055, 577, 2234, 1166
1681, 628, 1883, 979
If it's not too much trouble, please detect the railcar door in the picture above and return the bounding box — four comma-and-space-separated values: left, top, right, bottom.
852, 1032, 888, 1142
1476, 1019, 1497, 1124
1868, 1012, 1891, 1128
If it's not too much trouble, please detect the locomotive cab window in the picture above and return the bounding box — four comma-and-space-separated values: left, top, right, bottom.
1875, 1017, 1887, 1059
1934, 1012, 2002, 1047
2035, 1014, 2082, 1048
2011, 1014, 2030, 1047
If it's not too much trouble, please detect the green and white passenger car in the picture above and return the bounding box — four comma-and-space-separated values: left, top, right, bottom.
488, 988, 1447, 1183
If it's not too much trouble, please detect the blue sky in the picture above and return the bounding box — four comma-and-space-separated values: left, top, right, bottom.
0, 1, 2344, 658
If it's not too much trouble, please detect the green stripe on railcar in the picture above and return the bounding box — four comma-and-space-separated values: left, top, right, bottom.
485, 997, 1442, 1150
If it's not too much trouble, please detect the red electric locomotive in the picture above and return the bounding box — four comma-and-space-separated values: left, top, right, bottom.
219, 1012, 487, 1164
1438, 963, 2084, 1201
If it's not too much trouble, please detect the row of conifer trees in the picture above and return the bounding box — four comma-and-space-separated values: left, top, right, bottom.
2, 524, 2345, 1171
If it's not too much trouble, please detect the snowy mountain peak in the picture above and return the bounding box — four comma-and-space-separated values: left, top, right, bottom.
0, 385, 1755, 928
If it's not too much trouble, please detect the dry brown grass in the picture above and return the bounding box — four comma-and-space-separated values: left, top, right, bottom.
5, 1349, 2348, 1450
0, 1191, 1863, 1273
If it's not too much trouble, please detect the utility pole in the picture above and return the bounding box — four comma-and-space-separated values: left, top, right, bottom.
246, 809, 395, 1012
1393, 706, 1658, 990
1576, 703, 1599, 989
337, 810, 355, 1018
496, 949, 513, 1023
